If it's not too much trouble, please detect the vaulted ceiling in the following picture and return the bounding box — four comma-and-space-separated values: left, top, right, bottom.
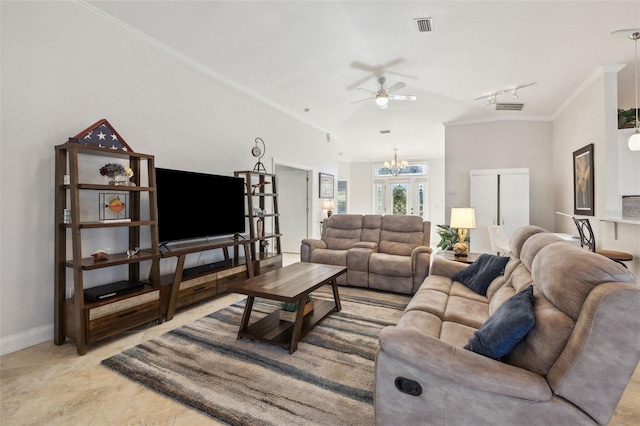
89, 1, 640, 162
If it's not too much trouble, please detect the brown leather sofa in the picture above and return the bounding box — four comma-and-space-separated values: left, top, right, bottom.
300, 214, 431, 295
375, 225, 640, 425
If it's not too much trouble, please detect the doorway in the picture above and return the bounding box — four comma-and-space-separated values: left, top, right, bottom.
373, 178, 428, 217
274, 162, 311, 253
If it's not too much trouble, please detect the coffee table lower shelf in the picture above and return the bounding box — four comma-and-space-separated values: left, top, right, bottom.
238, 299, 336, 350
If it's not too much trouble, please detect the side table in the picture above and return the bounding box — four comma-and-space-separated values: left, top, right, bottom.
435, 250, 483, 264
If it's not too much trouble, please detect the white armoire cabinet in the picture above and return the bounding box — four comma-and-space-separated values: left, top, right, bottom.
469, 168, 529, 254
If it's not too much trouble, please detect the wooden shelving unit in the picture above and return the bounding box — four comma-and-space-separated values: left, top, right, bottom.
54, 143, 162, 355
234, 170, 283, 274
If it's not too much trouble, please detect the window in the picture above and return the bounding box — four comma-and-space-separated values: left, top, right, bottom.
337, 180, 348, 213
373, 163, 428, 177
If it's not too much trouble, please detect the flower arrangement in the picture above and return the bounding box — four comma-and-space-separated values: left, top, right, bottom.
100, 163, 134, 185
99, 163, 126, 178
99, 163, 134, 178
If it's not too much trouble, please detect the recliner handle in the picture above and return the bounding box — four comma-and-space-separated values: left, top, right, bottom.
395, 377, 422, 396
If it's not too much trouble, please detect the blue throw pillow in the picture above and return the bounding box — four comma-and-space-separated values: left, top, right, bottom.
464, 286, 535, 360
452, 253, 509, 295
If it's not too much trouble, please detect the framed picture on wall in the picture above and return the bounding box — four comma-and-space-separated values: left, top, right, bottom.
319, 172, 334, 199
573, 144, 594, 216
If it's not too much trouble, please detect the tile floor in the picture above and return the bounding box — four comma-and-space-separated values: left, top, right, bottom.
1, 253, 639, 425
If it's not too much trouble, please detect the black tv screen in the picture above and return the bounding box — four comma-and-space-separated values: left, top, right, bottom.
155, 167, 246, 243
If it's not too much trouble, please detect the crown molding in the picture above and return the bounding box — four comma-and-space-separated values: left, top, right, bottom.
444, 115, 552, 127
551, 64, 626, 120
71, 1, 330, 137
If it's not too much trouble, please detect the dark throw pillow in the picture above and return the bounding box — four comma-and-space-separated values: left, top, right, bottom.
464, 285, 535, 360
452, 253, 509, 295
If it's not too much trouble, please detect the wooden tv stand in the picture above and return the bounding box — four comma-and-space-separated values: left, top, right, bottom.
160, 236, 254, 320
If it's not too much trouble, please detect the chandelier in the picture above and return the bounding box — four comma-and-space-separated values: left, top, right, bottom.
384, 148, 408, 176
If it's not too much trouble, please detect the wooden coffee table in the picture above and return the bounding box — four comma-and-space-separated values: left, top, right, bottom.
227, 262, 346, 353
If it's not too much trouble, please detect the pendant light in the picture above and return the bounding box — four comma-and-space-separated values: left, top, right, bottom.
629, 31, 640, 151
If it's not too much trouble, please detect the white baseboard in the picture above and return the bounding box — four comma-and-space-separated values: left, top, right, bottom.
0, 323, 53, 356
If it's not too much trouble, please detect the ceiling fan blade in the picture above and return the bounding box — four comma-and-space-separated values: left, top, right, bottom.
385, 69, 418, 80
388, 94, 417, 101
387, 82, 405, 93
351, 97, 374, 104
356, 87, 376, 95
346, 74, 376, 91
350, 61, 378, 72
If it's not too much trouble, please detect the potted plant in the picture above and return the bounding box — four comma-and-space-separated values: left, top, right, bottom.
280, 295, 314, 322
436, 224, 469, 250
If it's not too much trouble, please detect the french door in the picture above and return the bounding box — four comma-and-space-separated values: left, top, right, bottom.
373, 178, 427, 217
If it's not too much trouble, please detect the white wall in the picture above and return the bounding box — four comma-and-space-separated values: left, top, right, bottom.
552, 66, 640, 277
444, 120, 554, 231
0, 2, 338, 354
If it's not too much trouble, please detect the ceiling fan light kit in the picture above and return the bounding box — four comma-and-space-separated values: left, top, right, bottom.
376, 94, 389, 107
353, 77, 417, 110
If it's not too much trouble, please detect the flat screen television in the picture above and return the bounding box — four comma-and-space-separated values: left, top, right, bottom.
155, 167, 246, 244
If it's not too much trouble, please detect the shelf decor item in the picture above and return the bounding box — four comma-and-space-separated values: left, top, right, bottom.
99, 193, 130, 221
251, 137, 267, 173
70, 118, 134, 152
91, 249, 110, 261
99, 163, 133, 185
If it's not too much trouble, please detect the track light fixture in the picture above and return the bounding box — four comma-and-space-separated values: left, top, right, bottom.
475, 82, 536, 105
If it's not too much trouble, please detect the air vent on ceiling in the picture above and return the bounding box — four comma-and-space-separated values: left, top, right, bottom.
380, 130, 391, 134
415, 18, 433, 33
495, 103, 524, 111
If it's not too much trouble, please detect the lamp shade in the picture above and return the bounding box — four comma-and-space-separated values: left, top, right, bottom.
323, 200, 334, 210
450, 207, 476, 229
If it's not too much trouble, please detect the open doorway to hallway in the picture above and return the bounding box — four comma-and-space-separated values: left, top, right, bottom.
274, 162, 311, 254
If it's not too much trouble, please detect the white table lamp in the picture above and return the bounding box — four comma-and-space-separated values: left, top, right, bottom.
323, 200, 334, 217
450, 207, 476, 256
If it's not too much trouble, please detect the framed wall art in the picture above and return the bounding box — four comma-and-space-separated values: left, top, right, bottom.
573, 144, 594, 216
319, 172, 334, 199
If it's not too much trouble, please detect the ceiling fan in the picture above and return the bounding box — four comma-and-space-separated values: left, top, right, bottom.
352, 77, 417, 109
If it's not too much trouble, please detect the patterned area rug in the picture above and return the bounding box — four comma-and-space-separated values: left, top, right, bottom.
102, 286, 411, 426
